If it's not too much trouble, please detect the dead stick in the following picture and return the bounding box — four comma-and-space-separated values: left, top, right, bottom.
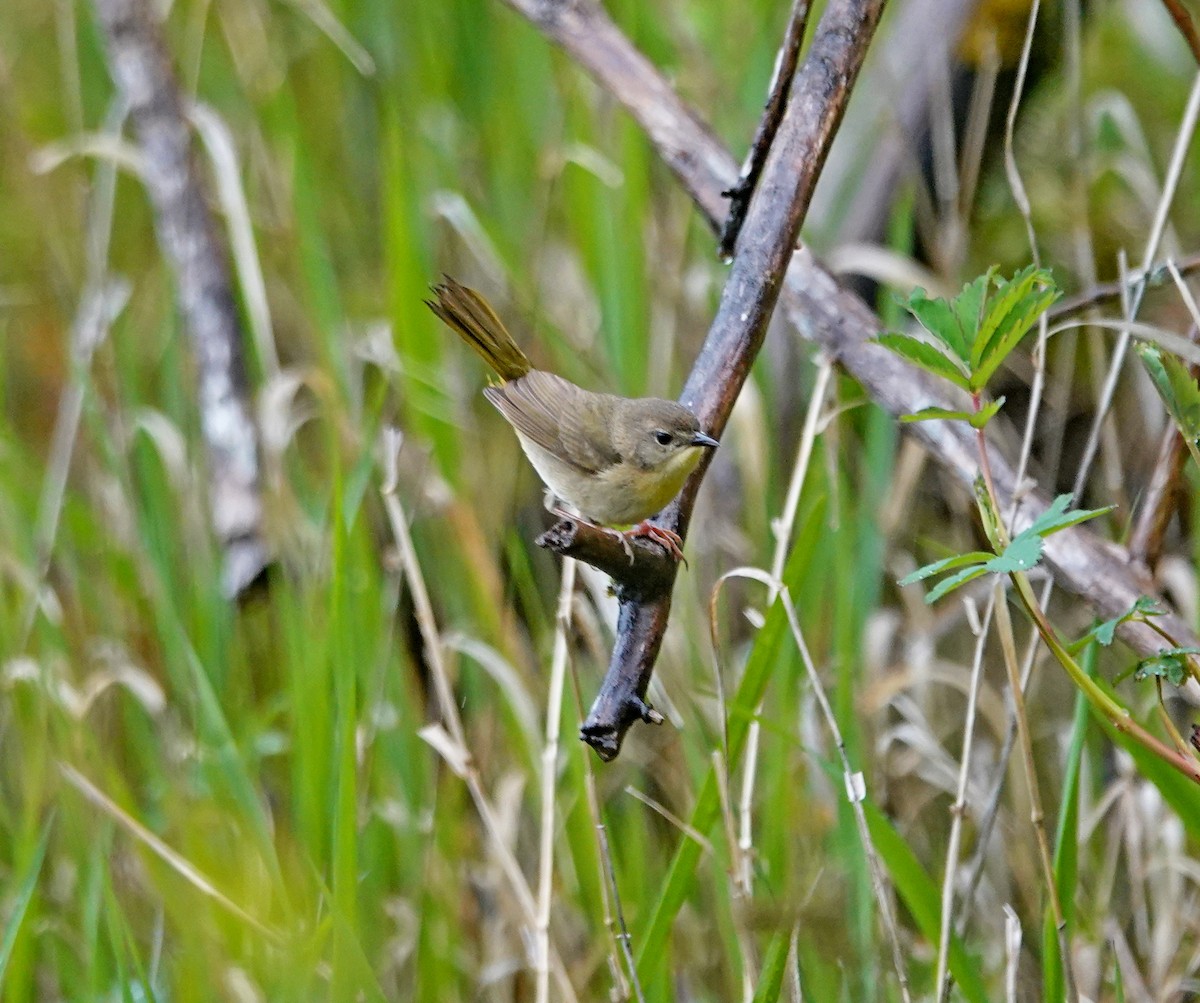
93, 0, 268, 597
718, 0, 812, 259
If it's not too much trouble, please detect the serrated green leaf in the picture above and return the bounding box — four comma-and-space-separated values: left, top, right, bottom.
986, 533, 1045, 573
1136, 340, 1200, 444
1131, 595, 1165, 616
1072, 596, 1164, 651
898, 551, 994, 586
904, 288, 969, 361
926, 564, 990, 603
1025, 494, 1114, 538
1133, 647, 1200, 686
970, 267, 1059, 384
951, 268, 996, 346
900, 407, 974, 424
968, 395, 1006, 428
971, 289, 1058, 390
1092, 618, 1120, 648
875, 333, 972, 389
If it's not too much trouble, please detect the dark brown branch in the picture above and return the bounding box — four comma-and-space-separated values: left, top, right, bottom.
535, 519, 676, 599
526, 0, 887, 759
93, 0, 268, 597
717, 0, 812, 259
506, 0, 1200, 758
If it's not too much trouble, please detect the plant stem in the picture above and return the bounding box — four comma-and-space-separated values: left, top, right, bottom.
992, 583, 1079, 1003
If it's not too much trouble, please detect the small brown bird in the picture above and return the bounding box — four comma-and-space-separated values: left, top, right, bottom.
426, 277, 718, 560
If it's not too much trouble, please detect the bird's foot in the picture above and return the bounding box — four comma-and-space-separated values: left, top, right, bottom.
628, 521, 687, 566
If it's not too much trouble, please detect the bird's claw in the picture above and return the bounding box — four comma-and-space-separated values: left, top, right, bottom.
628, 521, 687, 566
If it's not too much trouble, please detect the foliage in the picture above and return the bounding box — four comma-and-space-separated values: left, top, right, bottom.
899, 493, 1112, 602
878, 265, 1059, 404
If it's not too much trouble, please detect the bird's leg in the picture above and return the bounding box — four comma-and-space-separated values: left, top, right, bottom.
627, 521, 687, 565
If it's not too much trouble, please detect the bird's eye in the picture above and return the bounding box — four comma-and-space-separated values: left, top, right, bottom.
654, 430, 673, 446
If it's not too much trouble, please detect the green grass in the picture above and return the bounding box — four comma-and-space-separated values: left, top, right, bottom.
2, 0, 1200, 999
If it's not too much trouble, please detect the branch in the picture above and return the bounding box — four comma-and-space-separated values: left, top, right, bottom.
717, 0, 812, 259
93, 0, 268, 597
527, 0, 888, 758
507, 0, 1200, 757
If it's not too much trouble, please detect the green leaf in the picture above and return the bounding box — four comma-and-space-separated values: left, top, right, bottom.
863, 802, 989, 1003
898, 551, 994, 586
926, 564, 990, 603
971, 285, 1059, 390
1136, 341, 1200, 445
1025, 494, 1114, 538
970, 266, 1059, 383
874, 333, 972, 390
950, 268, 996, 350
985, 533, 1044, 574
1092, 675, 1200, 843
0, 817, 52, 984
1071, 596, 1163, 651
750, 930, 790, 1003
967, 395, 1005, 428
904, 288, 969, 361
900, 407, 975, 424
1132, 647, 1200, 687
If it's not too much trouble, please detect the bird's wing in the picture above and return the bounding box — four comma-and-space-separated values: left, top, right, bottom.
484, 370, 620, 474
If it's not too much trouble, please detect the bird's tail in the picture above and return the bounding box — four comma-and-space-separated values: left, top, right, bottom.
426, 277, 532, 382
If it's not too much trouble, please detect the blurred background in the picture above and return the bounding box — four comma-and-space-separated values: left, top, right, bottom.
2, 0, 1200, 999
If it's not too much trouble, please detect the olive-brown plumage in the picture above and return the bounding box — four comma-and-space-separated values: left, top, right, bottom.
427, 277, 718, 553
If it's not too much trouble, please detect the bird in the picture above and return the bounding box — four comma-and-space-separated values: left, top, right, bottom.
426, 277, 718, 561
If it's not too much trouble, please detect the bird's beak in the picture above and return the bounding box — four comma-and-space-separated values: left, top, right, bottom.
691, 431, 720, 449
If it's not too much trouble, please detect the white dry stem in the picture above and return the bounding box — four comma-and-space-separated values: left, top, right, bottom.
993, 581, 1079, 1003
20, 101, 129, 649
380, 430, 579, 1003
934, 594, 994, 1003
189, 102, 280, 377
1002, 0, 1051, 516
1003, 904, 1022, 1003
623, 786, 716, 855
1072, 68, 1200, 492
776, 586, 912, 1003
534, 556, 576, 1003
735, 358, 833, 897
1167, 259, 1200, 334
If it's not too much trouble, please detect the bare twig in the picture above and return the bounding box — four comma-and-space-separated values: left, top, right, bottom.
778, 588, 912, 1002
1046, 252, 1200, 324
718, 0, 812, 259
380, 431, 579, 1002
993, 582, 1080, 1003
92, 0, 268, 597
20, 118, 129, 646
935, 595, 994, 1003
523, 0, 888, 759
737, 359, 834, 894
534, 556, 576, 1003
